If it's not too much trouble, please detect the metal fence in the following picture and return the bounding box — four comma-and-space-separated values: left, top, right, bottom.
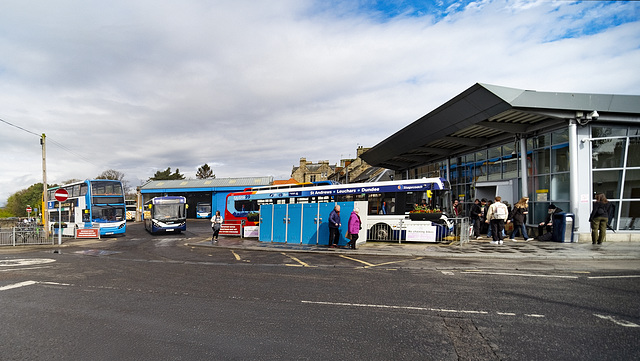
0, 225, 53, 246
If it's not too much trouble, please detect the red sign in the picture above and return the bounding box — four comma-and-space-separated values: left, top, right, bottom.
54, 188, 69, 202
75, 228, 100, 239
26, 206, 32, 213
220, 223, 241, 236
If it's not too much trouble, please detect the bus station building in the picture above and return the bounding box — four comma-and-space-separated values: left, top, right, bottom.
137, 177, 273, 220
361, 83, 640, 241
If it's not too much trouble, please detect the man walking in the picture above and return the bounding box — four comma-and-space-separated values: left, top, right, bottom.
485, 196, 509, 245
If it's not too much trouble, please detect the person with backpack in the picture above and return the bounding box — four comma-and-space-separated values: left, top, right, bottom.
485, 196, 509, 245
589, 193, 613, 244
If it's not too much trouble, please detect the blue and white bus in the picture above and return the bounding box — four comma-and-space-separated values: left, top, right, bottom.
46, 180, 126, 236
225, 177, 453, 241
144, 196, 187, 234
196, 202, 212, 218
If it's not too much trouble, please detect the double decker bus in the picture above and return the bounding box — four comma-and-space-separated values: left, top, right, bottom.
46, 180, 126, 236
144, 196, 187, 234
224, 177, 452, 241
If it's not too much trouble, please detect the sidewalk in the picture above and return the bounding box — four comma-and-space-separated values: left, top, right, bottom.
187, 237, 640, 260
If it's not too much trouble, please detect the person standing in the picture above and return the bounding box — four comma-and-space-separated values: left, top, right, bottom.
509, 197, 533, 241
485, 196, 509, 245
589, 193, 612, 244
347, 207, 361, 250
328, 204, 341, 248
211, 210, 223, 243
469, 199, 482, 239
452, 199, 461, 217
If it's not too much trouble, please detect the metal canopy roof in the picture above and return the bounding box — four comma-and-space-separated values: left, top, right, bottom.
361, 83, 640, 171
140, 177, 273, 190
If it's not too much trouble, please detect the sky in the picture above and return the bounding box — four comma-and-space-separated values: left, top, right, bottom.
1, 0, 639, 206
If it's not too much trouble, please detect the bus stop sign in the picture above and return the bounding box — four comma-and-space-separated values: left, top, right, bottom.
54, 188, 69, 202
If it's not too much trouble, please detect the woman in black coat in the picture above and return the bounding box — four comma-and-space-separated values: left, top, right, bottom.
509, 197, 532, 241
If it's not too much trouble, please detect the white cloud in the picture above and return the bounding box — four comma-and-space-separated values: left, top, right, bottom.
1, 0, 639, 207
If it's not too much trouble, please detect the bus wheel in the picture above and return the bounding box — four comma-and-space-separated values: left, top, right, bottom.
371, 223, 392, 241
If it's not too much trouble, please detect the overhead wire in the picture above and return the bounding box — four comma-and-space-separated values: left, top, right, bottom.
1, 117, 103, 168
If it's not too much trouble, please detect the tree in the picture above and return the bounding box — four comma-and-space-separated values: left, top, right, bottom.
96, 169, 129, 191
5, 183, 51, 217
149, 167, 185, 181
196, 164, 215, 179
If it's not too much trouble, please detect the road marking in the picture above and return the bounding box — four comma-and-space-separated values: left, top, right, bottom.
525, 314, 546, 318
0, 259, 56, 267
588, 275, 640, 279
338, 255, 425, 268
594, 314, 640, 327
339, 254, 375, 267
371, 257, 425, 268
302, 300, 490, 314
441, 271, 454, 275
497, 312, 516, 316
0, 280, 38, 291
0, 266, 53, 272
231, 250, 242, 261
0, 280, 71, 291
281, 253, 313, 267
462, 271, 578, 279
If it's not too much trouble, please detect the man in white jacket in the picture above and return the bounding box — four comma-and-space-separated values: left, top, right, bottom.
485, 196, 509, 245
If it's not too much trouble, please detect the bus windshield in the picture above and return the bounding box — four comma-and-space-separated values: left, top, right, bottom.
92, 205, 125, 222
153, 204, 185, 220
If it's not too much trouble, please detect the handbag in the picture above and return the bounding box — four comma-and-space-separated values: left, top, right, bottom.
345, 230, 351, 240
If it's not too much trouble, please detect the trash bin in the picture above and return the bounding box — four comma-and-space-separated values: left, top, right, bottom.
552, 213, 575, 242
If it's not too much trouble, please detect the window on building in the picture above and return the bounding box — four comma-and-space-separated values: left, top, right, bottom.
591, 126, 640, 230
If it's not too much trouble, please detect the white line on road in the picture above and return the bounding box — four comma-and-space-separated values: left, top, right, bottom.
587, 275, 640, 279
0, 280, 71, 291
594, 314, 640, 327
0, 280, 38, 290
0, 266, 53, 272
300, 300, 546, 318
463, 271, 578, 279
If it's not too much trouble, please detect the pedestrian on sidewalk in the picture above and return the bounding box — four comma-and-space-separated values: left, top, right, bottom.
485, 196, 509, 245
211, 210, 223, 243
469, 199, 482, 239
589, 193, 612, 244
347, 207, 361, 250
328, 204, 341, 248
509, 197, 533, 241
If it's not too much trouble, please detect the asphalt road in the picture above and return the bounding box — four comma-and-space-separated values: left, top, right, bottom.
0, 221, 638, 360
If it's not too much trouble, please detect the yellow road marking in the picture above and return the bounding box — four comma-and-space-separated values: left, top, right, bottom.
231, 250, 242, 261
339, 255, 424, 268
281, 252, 312, 267
339, 254, 375, 267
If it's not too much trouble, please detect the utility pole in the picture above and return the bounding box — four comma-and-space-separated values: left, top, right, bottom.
41, 134, 49, 238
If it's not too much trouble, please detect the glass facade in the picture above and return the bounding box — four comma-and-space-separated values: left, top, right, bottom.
400, 125, 640, 234
592, 126, 640, 230
527, 129, 570, 226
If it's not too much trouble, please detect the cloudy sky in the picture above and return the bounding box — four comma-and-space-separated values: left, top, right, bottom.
1, 0, 639, 205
